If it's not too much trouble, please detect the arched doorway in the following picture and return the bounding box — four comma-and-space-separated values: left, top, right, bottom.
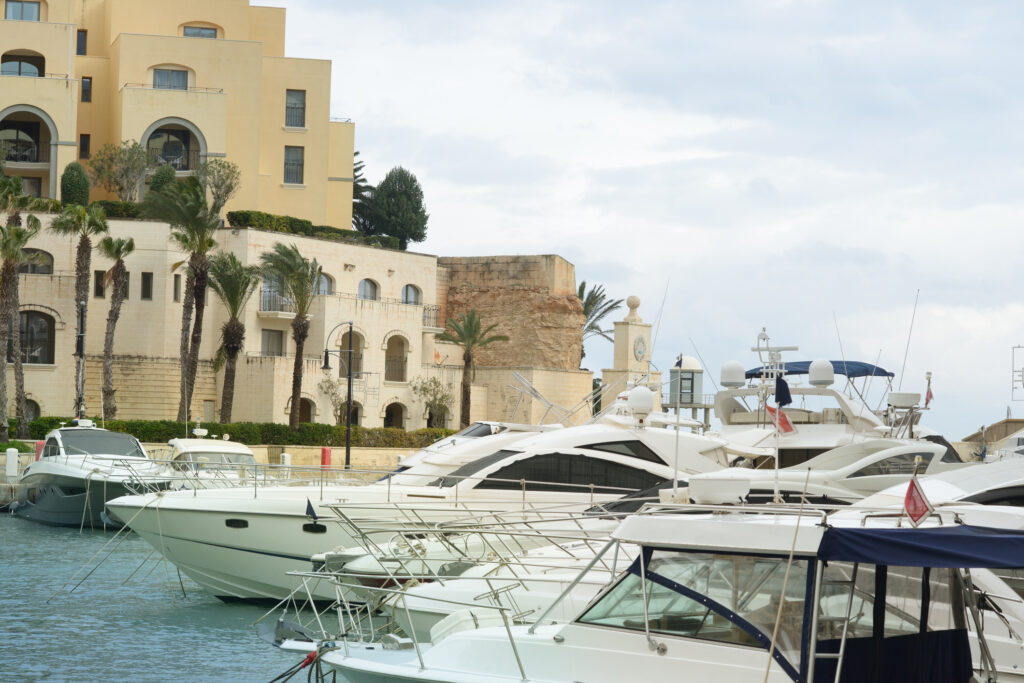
426, 408, 447, 429
383, 403, 405, 429
141, 117, 207, 172
298, 398, 314, 423
349, 402, 361, 427
384, 335, 408, 382
0, 103, 58, 198
339, 330, 364, 378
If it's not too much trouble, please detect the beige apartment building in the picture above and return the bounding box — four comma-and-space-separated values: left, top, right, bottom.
1, 0, 353, 226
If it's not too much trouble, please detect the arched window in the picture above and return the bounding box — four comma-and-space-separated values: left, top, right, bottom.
384, 336, 408, 382
145, 124, 199, 170
339, 330, 363, 378
316, 273, 334, 295
401, 284, 421, 305
19, 248, 52, 274
24, 399, 40, 421
358, 279, 378, 301
298, 398, 315, 423
349, 401, 361, 427
19, 311, 54, 364
1, 50, 44, 77
384, 402, 405, 429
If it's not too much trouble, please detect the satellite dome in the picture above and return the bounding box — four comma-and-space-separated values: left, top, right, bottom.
721, 361, 745, 388
626, 385, 655, 416
808, 359, 835, 387
678, 355, 702, 372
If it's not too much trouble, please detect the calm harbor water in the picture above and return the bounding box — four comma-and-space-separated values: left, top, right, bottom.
0, 513, 302, 682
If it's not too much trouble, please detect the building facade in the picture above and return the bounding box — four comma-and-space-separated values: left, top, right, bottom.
0, 0, 353, 226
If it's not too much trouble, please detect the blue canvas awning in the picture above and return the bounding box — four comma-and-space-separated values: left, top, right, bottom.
817, 525, 1024, 568
745, 360, 894, 379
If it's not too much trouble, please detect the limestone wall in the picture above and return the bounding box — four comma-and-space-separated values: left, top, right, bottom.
84, 355, 217, 421
438, 255, 584, 371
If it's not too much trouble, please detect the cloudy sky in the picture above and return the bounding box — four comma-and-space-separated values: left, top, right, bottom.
268, 0, 1024, 440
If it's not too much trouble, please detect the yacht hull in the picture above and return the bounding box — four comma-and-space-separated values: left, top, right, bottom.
14, 472, 136, 528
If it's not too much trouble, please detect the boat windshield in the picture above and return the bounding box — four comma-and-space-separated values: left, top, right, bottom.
58, 430, 146, 458
578, 550, 808, 669
172, 451, 255, 468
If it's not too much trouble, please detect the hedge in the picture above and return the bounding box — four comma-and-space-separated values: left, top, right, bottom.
93, 200, 142, 219
24, 416, 453, 449
227, 210, 400, 249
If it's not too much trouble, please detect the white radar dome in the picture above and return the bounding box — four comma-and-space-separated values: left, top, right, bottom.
626, 385, 655, 417
678, 355, 702, 372
721, 361, 746, 388
808, 359, 835, 387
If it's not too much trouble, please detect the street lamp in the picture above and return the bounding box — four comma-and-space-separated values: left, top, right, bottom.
323, 320, 354, 469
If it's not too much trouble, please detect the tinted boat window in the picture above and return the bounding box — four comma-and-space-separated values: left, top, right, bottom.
58, 430, 145, 457
582, 440, 666, 465
456, 423, 494, 438
849, 452, 933, 477
475, 452, 664, 493
426, 449, 523, 487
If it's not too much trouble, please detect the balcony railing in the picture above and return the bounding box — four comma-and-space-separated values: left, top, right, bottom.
285, 105, 306, 127
384, 358, 407, 383
122, 82, 224, 94
260, 289, 295, 313
422, 304, 442, 328
3, 141, 49, 164
151, 149, 201, 171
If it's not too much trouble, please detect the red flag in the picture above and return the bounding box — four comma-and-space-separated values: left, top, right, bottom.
766, 405, 795, 434
925, 386, 934, 407
904, 476, 933, 527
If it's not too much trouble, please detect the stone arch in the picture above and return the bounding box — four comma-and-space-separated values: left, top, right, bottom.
284, 392, 318, 423
177, 20, 225, 38
140, 116, 208, 170
18, 303, 65, 329
380, 329, 412, 351
383, 333, 410, 382
381, 400, 407, 429
0, 103, 59, 196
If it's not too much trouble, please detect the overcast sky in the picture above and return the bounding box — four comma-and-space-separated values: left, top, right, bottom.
269, 0, 1024, 440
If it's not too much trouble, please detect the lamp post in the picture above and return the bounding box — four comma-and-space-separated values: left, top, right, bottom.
322, 320, 354, 469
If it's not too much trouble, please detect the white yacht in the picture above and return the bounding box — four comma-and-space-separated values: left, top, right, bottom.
284, 502, 1024, 683
105, 388, 730, 602
12, 420, 169, 528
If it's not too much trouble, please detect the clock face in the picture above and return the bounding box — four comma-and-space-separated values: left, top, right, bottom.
634, 336, 647, 361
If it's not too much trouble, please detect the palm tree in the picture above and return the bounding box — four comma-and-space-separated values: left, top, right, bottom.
0, 217, 41, 439
97, 236, 135, 418
208, 252, 260, 423
259, 243, 322, 429
436, 310, 509, 429
141, 177, 221, 422
48, 203, 109, 416
577, 281, 623, 367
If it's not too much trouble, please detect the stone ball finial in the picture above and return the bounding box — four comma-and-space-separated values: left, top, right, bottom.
624, 295, 642, 322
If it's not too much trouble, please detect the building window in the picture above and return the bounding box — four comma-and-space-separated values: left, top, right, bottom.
357, 279, 378, 301
18, 248, 52, 274
79, 134, 90, 159
183, 26, 217, 39
284, 146, 304, 184
285, 89, 306, 127
173, 273, 181, 302
1, 53, 44, 77
81, 76, 91, 102
261, 329, 284, 357
20, 311, 54, 364
316, 273, 333, 295
4, 1, 40, 20
122, 272, 129, 300
93, 270, 105, 298
141, 272, 153, 300
77, 30, 87, 55
401, 284, 421, 305
153, 68, 188, 91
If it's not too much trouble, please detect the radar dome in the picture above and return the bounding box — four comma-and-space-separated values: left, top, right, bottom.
808, 359, 835, 387
721, 361, 745, 387
678, 355, 702, 372
626, 385, 655, 417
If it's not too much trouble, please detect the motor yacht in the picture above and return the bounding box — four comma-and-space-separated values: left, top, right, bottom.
105, 388, 730, 602
12, 420, 169, 528
277, 502, 1024, 683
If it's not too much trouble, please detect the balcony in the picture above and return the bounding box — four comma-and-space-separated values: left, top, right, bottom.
257, 288, 296, 320
422, 304, 442, 329
3, 139, 49, 165
384, 358, 407, 383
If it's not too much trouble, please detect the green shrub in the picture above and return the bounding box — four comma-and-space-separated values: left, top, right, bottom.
60, 162, 90, 206
29, 197, 63, 213
149, 164, 177, 195
93, 200, 142, 219
226, 210, 400, 249
25, 417, 454, 448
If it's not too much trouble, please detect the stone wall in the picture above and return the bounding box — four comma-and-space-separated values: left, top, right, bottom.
438, 255, 584, 371
83, 355, 217, 421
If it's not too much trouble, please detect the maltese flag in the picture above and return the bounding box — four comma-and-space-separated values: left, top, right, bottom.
904, 476, 934, 527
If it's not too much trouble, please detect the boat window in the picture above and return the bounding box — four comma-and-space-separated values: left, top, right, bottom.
455, 422, 494, 438
57, 429, 145, 458
579, 550, 808, 668
849, 452, 934, 477
961, 485, 1024, 507
174, 451, 255, 466
42, 438, 59, 457
581, 440, 666, 466
425, 449, 523, 487
474, 453, 665, 494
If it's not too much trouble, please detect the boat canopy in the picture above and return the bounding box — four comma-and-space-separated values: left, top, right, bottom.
818, 524, 1024, 568
744, 360, 894, 379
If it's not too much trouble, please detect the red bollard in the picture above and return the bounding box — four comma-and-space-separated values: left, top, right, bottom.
35, 440, 44, 461
320, 446, 331, 470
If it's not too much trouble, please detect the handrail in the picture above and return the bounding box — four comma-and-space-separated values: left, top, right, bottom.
122, 82, 224, 93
